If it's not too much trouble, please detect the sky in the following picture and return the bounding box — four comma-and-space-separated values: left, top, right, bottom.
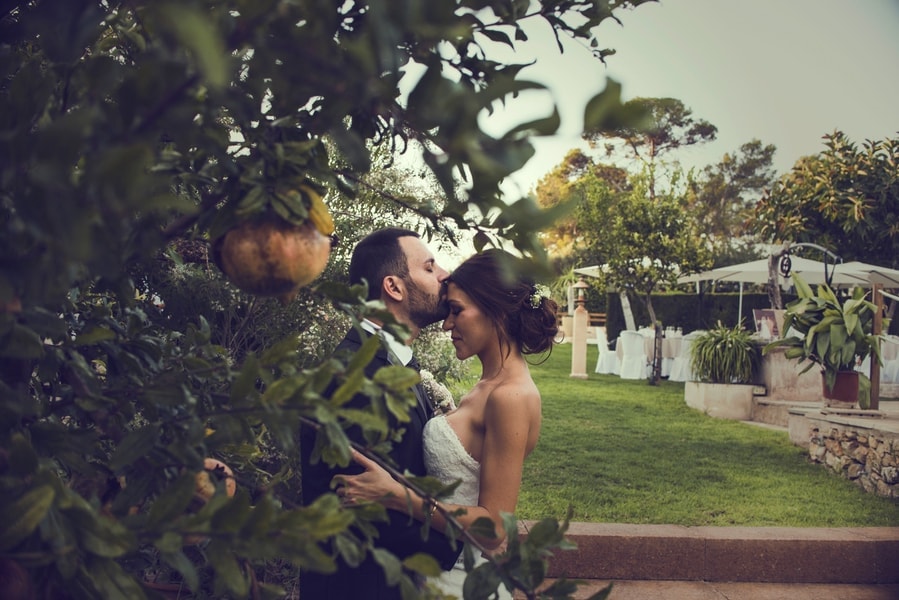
484, 0, 899, 196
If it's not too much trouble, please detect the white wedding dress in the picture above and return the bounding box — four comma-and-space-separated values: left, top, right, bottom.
422, 415, 512, 599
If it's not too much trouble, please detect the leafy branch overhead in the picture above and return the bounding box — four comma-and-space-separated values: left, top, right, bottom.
0, 1, 650, 598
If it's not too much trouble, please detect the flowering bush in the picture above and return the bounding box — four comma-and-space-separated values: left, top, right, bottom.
414, 324, 474, 399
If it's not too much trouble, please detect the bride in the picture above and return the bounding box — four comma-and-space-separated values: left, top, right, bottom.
337, 249, 559, 597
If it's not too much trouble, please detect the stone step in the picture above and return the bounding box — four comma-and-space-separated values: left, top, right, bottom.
519, 522, 899, 584
518, 579, 899, 600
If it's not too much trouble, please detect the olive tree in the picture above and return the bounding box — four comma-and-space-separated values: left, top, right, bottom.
573, 168, 711, 384
0, 0, 651, 597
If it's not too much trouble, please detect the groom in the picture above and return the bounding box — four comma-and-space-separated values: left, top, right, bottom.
299, 228, 461, 599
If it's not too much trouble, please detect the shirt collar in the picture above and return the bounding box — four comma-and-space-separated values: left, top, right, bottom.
361, 319, 413, 366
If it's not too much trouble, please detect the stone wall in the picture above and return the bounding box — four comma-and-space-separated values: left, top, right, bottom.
808, 421, 899, 499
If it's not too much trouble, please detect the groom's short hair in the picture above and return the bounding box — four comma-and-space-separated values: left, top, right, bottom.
349, 228, 419, 301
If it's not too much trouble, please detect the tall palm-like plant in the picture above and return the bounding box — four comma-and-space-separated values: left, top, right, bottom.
763, 274, 882, 393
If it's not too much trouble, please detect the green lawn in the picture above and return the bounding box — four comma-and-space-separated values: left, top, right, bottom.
513, 343, 899, 527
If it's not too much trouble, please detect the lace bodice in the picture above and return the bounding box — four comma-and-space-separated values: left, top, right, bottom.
423, 415, 480, 505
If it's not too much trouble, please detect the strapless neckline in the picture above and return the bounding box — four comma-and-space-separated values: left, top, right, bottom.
423, 415, 480, 505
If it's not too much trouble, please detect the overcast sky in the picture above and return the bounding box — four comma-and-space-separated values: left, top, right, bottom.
485, 0, 899, 196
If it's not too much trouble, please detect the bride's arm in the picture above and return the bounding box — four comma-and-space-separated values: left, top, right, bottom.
337, 449, 502, 548
337, 388, 532, 550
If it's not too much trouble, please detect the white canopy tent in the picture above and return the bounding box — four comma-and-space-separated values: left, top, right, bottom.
676, 256, 842, 286
836, 261, 899, 288
675, 257, 899, 323
676, 257, 899, 287
574, 257, 899, 329
573, 265, 608, 280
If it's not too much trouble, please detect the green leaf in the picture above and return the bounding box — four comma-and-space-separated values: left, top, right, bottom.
371, 547, 403, 586
467, 516, 499, 541
347, 333, 381, 373
0, 484, 55, 551
330, 368, 365, 407
147, 472, 195, 526
161, 548, 200, 592
463, 561, 505, 600
792, 273, 815, 298
88, 556, 148, 600
384, 391, 414, 424
7, 432, 38, 477
504, 106, 561, 138
154, 531, 183, 554
373, 364, 419, 391
72, 326, 117, 345
583, 78, 649, 132
260, 335, 301, 367
522, 515, 565, 548
74, 511, 136, 558
829, 323, 848, 350
110, 426, 159, 472
231, 354, 260, 403
207, 540, 249, 596
402, 552, 442, 577
262, 374, 305, 406
0, 322, 44, 358
158, 5, 229, 89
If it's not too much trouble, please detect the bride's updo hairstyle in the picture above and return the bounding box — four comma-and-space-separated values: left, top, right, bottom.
446, 249, 559, 359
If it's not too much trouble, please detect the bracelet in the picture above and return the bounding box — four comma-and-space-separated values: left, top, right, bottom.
426, 499, 438, 519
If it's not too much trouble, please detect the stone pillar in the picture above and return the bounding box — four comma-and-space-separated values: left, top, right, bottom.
570, 277, 589, 379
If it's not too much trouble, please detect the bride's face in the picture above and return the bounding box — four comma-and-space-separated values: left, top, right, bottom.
441, 283, 494, 360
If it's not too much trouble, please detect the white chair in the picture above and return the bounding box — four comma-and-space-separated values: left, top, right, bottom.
668, 330, 704, 382
660, 332, 682, 378
594, 328, 620, 375
879, 336, 899, 383
618, 330, 648, 380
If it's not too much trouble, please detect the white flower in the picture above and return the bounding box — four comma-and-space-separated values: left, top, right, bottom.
419, 369, 456, 415
529, 284, 551, 309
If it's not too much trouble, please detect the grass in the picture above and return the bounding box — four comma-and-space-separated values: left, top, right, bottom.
510, 343, 899, 527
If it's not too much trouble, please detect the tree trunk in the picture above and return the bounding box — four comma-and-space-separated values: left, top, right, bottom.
645, 294, 662, 385
619, 291, 636, 331
767, 246, 788, 310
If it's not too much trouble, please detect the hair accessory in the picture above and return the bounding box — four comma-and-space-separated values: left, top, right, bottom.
529, 284, 551, 309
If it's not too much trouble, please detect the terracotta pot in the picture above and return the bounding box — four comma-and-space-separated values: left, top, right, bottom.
822, 370, 859, 406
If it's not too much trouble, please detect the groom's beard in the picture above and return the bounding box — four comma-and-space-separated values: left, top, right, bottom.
407, 279, 448, 329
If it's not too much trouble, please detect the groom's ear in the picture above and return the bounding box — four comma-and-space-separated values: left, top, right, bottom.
382, 275, 405, 303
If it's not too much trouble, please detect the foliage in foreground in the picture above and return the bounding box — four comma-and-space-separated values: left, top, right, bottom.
0, 0, 657, 598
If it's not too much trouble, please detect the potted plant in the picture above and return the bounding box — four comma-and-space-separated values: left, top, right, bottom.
763, 273, 881, 407
684, 322, 760, 420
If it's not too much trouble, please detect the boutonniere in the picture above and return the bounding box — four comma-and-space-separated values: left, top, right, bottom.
419, 369, 456, 415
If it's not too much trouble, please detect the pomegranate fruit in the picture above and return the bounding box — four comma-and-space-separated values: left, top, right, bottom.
194, 457, 236, 503
213, 217, 331, 305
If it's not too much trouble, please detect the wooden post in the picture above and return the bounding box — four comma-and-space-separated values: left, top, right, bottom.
870, 283, 883, 410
